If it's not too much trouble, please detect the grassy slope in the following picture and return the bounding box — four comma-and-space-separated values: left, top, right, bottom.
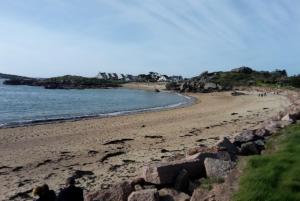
233, 123, 300, 201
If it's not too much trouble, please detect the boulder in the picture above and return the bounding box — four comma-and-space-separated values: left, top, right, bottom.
159, 188, 190, 201
255, 128, 271, 137
216, 137, 238, 154
240, 142, 259, 155
233, 130, 260, 147
204, 158, 235, 178
128, 189, 159, 201
281, 114, 296, 123
174, 169, 189, 192
204, 82, 217, 90
85, 181, 133, 201
141, 159, 204, 185
264, 121, 281, 133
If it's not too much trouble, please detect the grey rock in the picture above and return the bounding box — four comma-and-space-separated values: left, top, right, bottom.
141, 159, 204, 185
281, 113, 295, 122
255, 128, 271, 137
204, 158, 235, 178
204, 82, 217, 90
240, 142, 260, 155
159, 188, 190, 201
216, 137, 238, 154
128, 189, 159, 201
233, 130, 260, 147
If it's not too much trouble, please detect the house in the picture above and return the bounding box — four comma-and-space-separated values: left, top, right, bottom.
96, 72, 108, 80
111, 73, 118, 80
158, 75, 169, 82
169, 76, 183, 82
107, 73, 114, 80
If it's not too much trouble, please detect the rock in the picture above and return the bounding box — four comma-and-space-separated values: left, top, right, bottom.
85, 181, 133, 201
174, 169, 189, 192
187, 180, 201, 195
204, 82, 217, 90
254, 140, 265, 151
231, 66, 253, 73
141, 159, 204, 185
240, 142, 260, 155
134, 184, 143, 191
255, 128, 271, 137
216, 137, 238, 154
233, 130, 260, 147
204, 158, 235, 178
131, 177, 145, 186
190, 188, 208, 201
281, 114, 296, 123
159, 188, 190, 201
264, 121, 281, 133
186, 151, 231, 162
143, 185, 157, 190
128, 189, 159, 201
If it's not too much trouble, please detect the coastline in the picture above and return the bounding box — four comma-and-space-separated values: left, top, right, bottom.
0, 89, 291, 201
0, 86, 195, 129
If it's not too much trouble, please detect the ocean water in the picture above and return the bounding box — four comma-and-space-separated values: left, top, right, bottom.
0, 79, 191, 127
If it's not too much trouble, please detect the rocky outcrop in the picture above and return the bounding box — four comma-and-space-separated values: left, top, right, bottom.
166, 71, 230, 93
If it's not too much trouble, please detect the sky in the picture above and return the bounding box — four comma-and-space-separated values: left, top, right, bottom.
0, 0, 300, 78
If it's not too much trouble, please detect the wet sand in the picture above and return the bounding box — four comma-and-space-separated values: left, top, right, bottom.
0, 90, 290, 200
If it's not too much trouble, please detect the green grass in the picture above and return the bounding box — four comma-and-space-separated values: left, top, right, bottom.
199, 177, 225, 191
233, 123, 300, 201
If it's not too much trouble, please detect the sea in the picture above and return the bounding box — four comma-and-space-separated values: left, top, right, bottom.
0, 79, 191, 128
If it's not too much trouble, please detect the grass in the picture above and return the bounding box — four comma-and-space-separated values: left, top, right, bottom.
200, 177, 225, 191
233, 123, 300, 201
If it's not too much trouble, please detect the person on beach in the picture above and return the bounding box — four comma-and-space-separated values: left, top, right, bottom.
57, 177, 84, 201
32, 184, 56, 201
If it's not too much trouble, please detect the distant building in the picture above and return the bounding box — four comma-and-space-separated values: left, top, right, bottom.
107, 73, 114, 80
158, 75, 169, 82
112, 73, 118, 80
169, 75, 183, 82
96, 72, 108, 80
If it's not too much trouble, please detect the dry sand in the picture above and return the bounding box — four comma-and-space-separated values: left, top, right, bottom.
0, 89, 290, 200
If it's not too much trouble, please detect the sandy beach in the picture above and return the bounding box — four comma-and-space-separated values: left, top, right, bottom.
0, 89, 290, 200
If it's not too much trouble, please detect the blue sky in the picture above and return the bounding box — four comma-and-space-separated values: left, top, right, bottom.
0, 0, 299, 78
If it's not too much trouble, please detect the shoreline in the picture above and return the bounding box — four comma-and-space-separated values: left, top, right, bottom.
0, 90, 196, 129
